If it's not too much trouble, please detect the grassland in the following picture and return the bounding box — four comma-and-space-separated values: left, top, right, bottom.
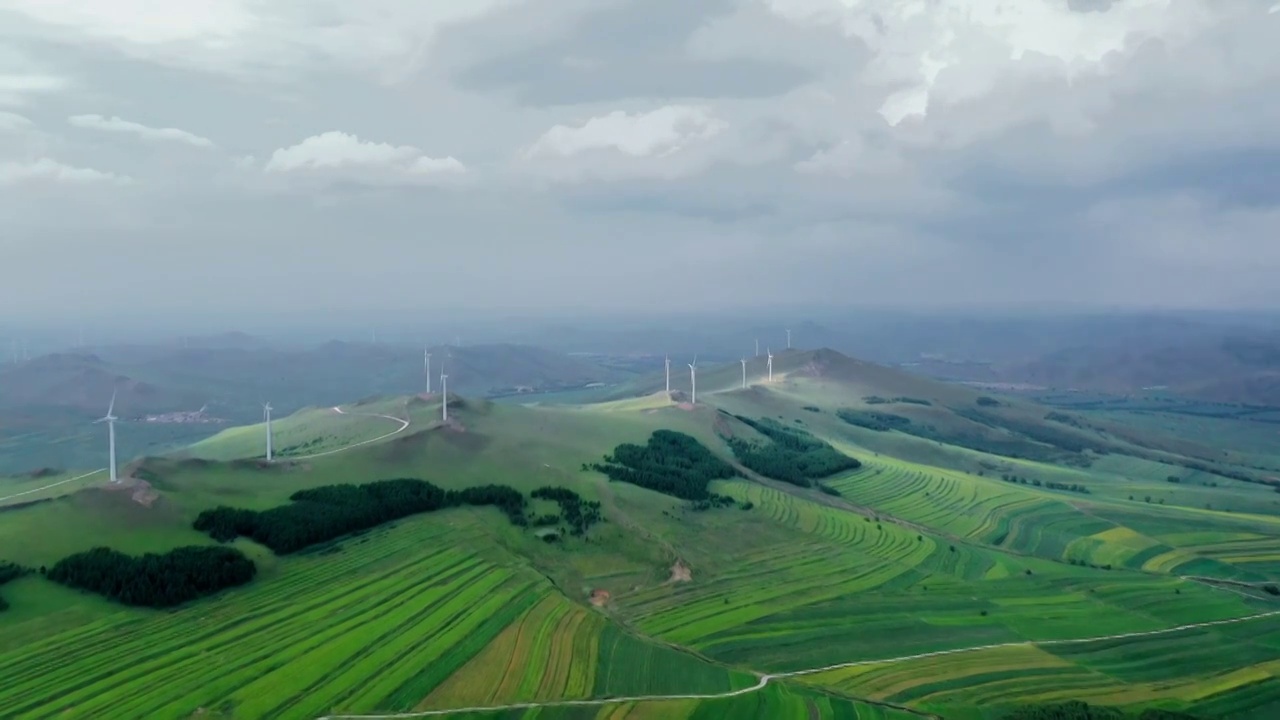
187, 401, 409, 461
4, 349, 1280, 719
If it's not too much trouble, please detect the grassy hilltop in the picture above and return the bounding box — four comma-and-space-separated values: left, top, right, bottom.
2, 348, 1280, 719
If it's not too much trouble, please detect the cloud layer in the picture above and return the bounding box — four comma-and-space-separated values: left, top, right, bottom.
1, 0, 1278, 318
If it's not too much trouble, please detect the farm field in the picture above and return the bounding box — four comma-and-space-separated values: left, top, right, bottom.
824, 454, 1280, 581
0, 513, 757, 720
423, 683, 919, 720
5, 349, 1280, 718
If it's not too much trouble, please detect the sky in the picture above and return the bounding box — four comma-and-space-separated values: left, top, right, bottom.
1, 0, 1279, 322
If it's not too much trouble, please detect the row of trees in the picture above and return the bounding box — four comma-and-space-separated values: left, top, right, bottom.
531, 486, 603, 536
1003, 702, 1202, 720
840, 406, 1088, 465
837, 409, 914, 432
864, 396, 932, 406
0, 560, 32, 612
589, 430, 739, 501
46, 546, 256, 608
726, 415, 861, 487
999, 474, 1090, 494
194, 478, 529, 554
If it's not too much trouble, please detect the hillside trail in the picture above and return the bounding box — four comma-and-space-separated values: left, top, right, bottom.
286, 404, 411, 460
0, 468, 105, 504
314, 576, 1280, 720
0, 402, 412, 504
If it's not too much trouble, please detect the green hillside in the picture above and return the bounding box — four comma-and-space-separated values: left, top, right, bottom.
2, 349, 1279, 719
0, 343, 621, 474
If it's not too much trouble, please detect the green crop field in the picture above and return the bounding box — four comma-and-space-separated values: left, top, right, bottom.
4, 349, 1280, 719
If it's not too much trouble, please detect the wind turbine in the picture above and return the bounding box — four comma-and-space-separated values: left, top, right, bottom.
440, 372, 449, 421
424, 349, 432, 394
688, 356, 697, 405
95, 389, 119, 483
786, 329, 792, 349
263, 402, 274, 461
664, 354, 671, 396
741, 358, 747, 389
755, 338, 759, 357
767, 348, 773, 382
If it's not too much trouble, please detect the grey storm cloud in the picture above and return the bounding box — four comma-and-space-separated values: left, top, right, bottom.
1, 0, 1279, 324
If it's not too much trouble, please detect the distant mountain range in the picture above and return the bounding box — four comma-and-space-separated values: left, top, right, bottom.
905, 332, 1280, 406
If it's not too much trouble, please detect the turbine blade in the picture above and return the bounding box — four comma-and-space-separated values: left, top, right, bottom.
106, 387, 117, 417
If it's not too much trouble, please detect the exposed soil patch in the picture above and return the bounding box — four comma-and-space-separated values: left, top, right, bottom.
131, 480, 160, 508
589, 589, 611, 607
677, 402, 694, 411
670, 561, 692, 583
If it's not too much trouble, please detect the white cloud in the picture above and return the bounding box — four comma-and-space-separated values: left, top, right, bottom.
525, 106, 727, 159
263, 131, 465, 185
518, 105, 737, 181
67, 114, 215, 147
0, 157, 132, 185
760, 0, 1215, 126
0, 111, 33, 131
0, 1, 515, 81
0, 73, 68, 107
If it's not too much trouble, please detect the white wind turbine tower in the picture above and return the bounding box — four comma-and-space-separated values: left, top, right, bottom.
755, 339, 759, 357
741, 358, 747, 389
424, 349, 432, 394
95, 389, 120, 483
263, 402, 274, 461
664, 355, 671, 396
786, 329, 792, 349
767, 348, 773, 382
688, 356, 698, 405
440, 372, 449, 421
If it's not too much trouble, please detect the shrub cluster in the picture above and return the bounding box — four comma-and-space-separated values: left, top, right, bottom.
589, 430, 738, 501
46, 546, 255, 608
725, 415, 860, 488
531, 486, 603, 536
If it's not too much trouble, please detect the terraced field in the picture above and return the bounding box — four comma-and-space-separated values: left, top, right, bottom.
613, 480, 1273, 686
799, 609, 1280, 719
824, 456, 1280, 581
421, 684, 919, 720
0, 513, 749, 720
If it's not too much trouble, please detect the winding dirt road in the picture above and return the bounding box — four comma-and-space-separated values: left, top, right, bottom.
287, 405, 411, 460
0, 468, 105, 504
1, 404, 413, 504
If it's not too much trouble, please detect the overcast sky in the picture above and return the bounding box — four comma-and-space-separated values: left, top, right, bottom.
2, 0, 1279, 322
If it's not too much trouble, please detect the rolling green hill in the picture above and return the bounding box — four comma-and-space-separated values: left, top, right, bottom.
0, 342, 622, 474
2, 349, 1280, 719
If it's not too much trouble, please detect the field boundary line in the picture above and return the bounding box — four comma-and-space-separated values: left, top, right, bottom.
315, 601, 1280, 719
